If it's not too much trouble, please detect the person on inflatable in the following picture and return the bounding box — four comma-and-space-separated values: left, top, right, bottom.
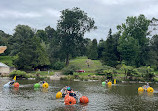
146, 82, 150, 89
60, 86, 69, 97
9, 79, 15, 86
105, 79, 109, 83
142, 82, 150, 90
66, 87, 76, 97
42, 81, 46, 84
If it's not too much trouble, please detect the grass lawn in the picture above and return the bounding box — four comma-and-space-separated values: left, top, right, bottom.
69, 56, 103, 72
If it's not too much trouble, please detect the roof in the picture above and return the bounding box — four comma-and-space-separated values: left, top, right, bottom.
0, 62, 9, 67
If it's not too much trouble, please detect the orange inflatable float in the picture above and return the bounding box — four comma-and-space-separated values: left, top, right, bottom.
64, 94, 69, 100
14, 82, 20, 88
80, 96, 89, 104
64, 96, 76, 105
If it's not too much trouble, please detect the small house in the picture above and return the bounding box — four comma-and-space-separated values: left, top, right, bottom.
0, 62, 10, 75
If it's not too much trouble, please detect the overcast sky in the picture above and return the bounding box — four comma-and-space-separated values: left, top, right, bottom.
0, 0, 158, 41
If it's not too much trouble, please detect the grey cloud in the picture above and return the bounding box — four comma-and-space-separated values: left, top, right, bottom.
0, 0, 158, 41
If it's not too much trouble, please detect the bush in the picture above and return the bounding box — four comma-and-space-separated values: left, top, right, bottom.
10, 70, 28, 79
95, 68, 105, 75
63, 65, 80, 75
52, 61, 65, 70
135, 66, 155, 81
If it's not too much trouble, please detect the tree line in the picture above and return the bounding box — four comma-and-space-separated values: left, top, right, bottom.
0, 7, 158, 71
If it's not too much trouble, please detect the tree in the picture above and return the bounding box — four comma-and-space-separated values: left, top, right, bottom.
87, 39, 98, 60
57, 7, 97, 65
101, 29, 118, 66
14, 36, 50, 70
118, 36, 139, 66
117, 14, 150, 67
148, 35, 158, 69
9, 25, 34, 56
98, 39, 105, 59
12, 25, 50, 70
45, 26, 56, 43
35, 30, 47, 42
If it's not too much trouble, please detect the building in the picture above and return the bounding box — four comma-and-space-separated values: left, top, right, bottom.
0, 62, 10, 75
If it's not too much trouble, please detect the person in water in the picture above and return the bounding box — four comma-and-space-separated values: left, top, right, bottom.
105, 79, 109, 83
66, 87, 76, 97
142, 82, 150, 90
9, 79, 15, 86
146, 82, 150, 88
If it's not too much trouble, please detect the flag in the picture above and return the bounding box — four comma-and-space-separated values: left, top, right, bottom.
13, 76, 16, 81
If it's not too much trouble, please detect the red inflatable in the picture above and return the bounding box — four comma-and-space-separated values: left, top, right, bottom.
80, 96, 89, 103
64, 96, 76, 105
64, 94, 69, 100
14, 82, 20, 88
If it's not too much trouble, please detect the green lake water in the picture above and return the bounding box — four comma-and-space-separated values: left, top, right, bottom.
0, 77, 158, 111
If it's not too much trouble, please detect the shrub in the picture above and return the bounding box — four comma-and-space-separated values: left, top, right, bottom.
52, 61, 65, 70
63, 65, 80, 75
95, 68, 105, 75
9, 70, 27, 79
135, 66, 155, 81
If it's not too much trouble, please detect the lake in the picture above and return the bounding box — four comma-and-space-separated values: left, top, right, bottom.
0, 77, 158, 111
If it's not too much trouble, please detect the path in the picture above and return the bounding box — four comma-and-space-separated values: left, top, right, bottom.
49, 72, 65, 80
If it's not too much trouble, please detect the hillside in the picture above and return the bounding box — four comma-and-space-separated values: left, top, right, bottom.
69, 56, 103, 73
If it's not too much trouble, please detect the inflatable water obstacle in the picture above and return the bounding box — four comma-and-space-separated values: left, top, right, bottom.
102, 79, 116, 86
138, 85, 154, 93
3, 76, 20, 88
34, 81, 49, 88
56, 87, 89, 105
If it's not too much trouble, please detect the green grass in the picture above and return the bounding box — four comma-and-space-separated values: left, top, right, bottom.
0, 56, 15, 67
69, 56, 103, 72
73, 72, 95, 76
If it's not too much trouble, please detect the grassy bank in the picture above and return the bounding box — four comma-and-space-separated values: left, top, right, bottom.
1, 56, 158, 82
69, 56, 102, 73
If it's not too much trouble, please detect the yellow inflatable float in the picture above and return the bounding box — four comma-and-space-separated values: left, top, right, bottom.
138, 87, 144, 92
42, 82, 49, 88
147, 87, 154, 93
56, 91, 62, 99
107, 81, 112, 85
138, 86, 154, 93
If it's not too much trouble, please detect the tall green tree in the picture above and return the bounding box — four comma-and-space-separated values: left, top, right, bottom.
148, 35, 158, 68
98, 39, 105, 59
118, 36, 139, 65
12, 25, 50, 70
101, 29, 118, 66
35, 30, 47, 42
9, 25, 34, 56
45, 26, 56, 43
56, 7, 97, 65
88, 39, 98, 60
117, 14, 150, 67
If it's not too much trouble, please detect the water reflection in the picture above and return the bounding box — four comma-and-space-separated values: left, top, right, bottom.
138, 91, 144, 96
64, 105, 76, 111
34, 87, 40, 91
147, 92, 154, 97
41, 88, 48, 93
13, 87, 19, 93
